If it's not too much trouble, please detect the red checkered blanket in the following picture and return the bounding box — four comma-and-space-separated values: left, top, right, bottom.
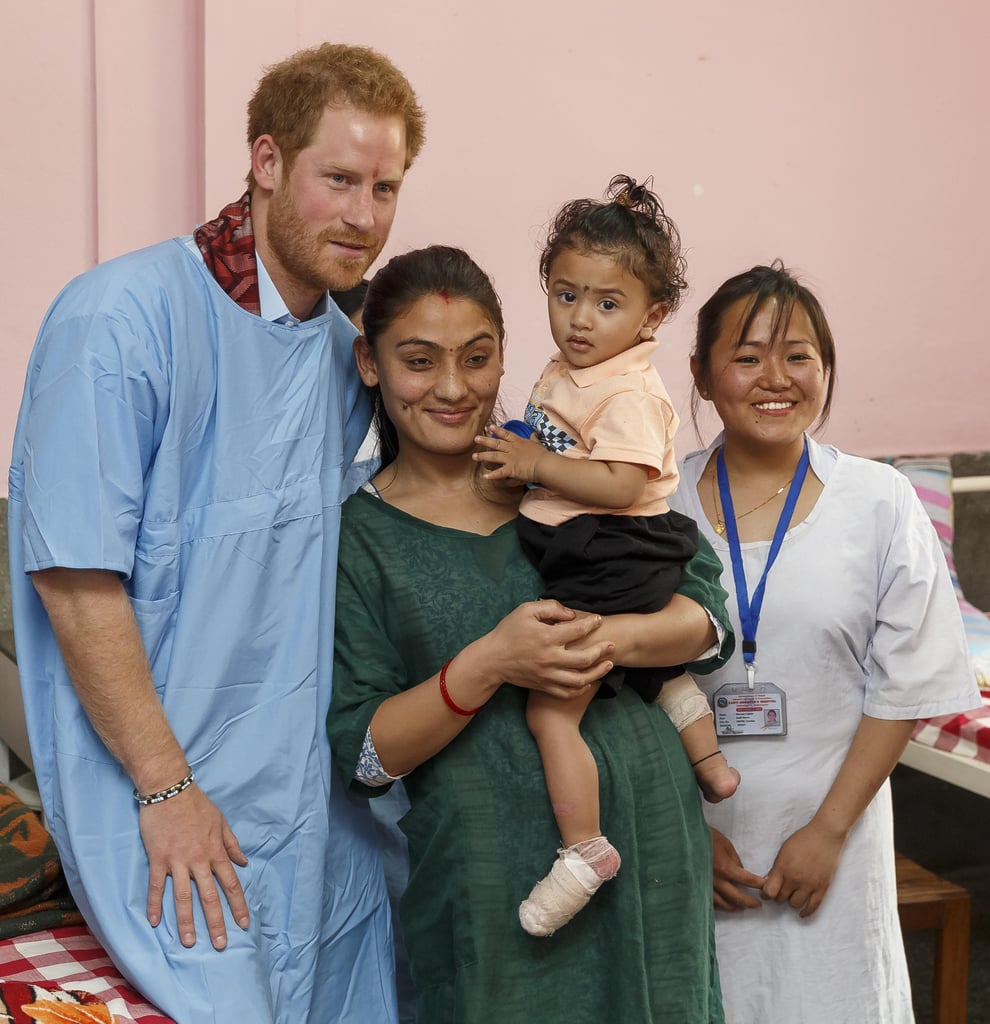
911, 689, 990, 765
0, 926, 174, 1024
909, 596, 990, 765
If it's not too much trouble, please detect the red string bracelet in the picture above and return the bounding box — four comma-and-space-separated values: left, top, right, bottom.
438, 658, 482, 716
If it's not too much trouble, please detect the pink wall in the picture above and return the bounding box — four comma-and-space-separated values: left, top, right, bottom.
3, 0, 987, 498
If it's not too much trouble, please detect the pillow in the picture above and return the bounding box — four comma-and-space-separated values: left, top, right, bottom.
892, 456, 990, 691
0, 783, 82, 940
891, 456, 955, 570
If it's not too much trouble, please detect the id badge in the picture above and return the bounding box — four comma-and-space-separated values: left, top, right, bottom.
712, 682, 787, 737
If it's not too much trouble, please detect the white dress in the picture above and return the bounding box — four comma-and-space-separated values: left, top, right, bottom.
669, 435, 979, 1024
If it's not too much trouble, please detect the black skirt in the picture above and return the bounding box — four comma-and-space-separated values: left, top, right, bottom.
517, 509, 700, 702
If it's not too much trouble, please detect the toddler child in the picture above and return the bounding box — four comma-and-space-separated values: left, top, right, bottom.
475, 175, 738, 937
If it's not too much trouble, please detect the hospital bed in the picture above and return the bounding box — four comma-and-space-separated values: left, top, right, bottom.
893, 458, 990, 799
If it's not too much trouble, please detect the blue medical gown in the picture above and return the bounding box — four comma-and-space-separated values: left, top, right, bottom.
7, 238, 396, 1023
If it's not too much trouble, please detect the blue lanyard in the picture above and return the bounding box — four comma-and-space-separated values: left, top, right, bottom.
717, 437, 810, 687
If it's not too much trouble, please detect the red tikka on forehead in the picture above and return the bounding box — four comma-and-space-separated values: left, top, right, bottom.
438, 287, 451, 303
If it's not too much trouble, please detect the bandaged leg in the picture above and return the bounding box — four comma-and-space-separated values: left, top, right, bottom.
519, 836, 620, 937
656, 672, 712, 731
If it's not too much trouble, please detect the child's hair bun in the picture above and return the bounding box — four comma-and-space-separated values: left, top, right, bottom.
608, 174, 660, 219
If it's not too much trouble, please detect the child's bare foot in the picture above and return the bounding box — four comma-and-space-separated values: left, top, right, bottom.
691, 750, 740, 803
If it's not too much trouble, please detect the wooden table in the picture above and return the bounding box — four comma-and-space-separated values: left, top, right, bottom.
896, 852, 971, 1024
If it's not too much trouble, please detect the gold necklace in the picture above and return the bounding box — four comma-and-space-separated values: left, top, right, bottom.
711, 461, 794, 536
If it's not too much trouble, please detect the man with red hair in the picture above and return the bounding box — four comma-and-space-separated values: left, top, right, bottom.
9, 43, 424, 1024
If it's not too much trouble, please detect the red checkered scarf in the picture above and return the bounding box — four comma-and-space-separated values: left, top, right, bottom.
193, 191, 260, 315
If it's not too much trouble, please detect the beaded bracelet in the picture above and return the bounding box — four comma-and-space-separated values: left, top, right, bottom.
438, 659, 482, 717
133, 768, 195, 806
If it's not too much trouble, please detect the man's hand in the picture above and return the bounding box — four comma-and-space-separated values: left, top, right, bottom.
711, 827, 765, 912
140, 783, 249, 949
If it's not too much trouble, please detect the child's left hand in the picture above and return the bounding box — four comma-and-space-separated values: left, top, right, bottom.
474, 426, 547, 485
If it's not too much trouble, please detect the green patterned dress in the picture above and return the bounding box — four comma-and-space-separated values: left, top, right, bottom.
329, 489, 728, 1024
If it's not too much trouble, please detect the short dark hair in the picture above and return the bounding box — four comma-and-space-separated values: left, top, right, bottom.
362, 246, 505, 469
540, 174, 688, 312
691, 261, 837, 429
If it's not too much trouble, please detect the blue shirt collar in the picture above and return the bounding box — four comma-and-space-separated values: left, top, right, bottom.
256, 250, 328, 324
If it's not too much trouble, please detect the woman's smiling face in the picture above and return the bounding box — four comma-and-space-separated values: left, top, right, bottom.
693, 295, 826, 454
355, 293, 504, 460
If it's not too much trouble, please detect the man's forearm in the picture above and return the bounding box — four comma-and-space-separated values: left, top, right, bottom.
31, 567, 189, 794
33, 567, 250, 947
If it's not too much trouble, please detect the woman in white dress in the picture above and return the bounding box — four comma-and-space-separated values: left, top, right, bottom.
668, 262, 981, 1024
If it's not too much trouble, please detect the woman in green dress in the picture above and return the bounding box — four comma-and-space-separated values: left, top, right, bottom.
328, 246, 730, 1023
